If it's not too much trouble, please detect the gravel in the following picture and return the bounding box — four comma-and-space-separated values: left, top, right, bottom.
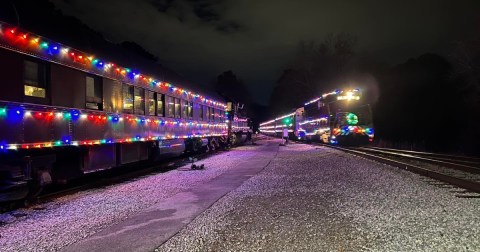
157, 141, 480, 252
0, 144, 266, 251
1, 139, 479, 251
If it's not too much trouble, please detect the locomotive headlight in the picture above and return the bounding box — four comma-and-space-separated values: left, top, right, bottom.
337, 90, 360, 101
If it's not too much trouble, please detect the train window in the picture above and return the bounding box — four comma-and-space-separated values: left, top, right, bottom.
198, 104, 204, 121
205, 106, 210, 121
166, 96, 174, 117
214, 109, 219, 121
209, 107, 215, 121
182, 100, 193, 119
182, 100, 187, 119
188, 101, 193, 119
148, 91, 155, 116
134, 87, 145, 115
24, 60, 47, 98
216, 109, 223, 121
123, 85, 134, 113
85, 76, 103, 110
157, 93, 164, 117
174, 98, 181, 118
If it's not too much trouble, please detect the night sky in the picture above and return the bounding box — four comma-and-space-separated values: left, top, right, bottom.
49, 0, 479, 105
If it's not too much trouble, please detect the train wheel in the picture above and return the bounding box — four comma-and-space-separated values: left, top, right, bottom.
209, 139, 216, 152
27, 166, 52, 200
229, 134, 237, 146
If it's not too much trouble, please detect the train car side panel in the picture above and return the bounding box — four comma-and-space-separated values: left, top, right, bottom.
0, 48, 25, 103
50, 64, 86, 109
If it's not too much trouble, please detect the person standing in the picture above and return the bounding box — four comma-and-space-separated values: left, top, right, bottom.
283, 128, 289, 144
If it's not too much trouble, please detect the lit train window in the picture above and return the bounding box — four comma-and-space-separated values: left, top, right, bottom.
174, 98, 181, 118
86, 76, 103, 110
148, 91, 155, 116
24, 60, 46, 98
166, 96, 175, 117
157, 93, 164, 117
134, 87, 145, 115
182, 100, 188, 119
187, 102, 193, 119
182, 100, 193, 119
123, 85, 134, 113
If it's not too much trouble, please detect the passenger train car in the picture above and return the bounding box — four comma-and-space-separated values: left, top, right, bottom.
0, 22, 229, 202
259, 89, 374, 145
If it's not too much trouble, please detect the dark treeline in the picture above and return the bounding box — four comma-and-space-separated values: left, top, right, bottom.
0, 0, 220, 98
213, 71, 269, 129
269, 35, 480, 155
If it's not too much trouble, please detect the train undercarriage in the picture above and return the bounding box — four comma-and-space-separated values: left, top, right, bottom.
0, 136, 229, 204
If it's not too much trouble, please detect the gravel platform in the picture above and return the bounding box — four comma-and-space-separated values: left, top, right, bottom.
157, 142, 480, 252
0, 141, 277, 252
1, 139, 479, 251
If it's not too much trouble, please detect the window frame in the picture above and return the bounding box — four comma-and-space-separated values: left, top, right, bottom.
133, 87, 146, 115
85, 75, 103, 110
147, 90, 156, 116
209, 107, 215, 121
122, 84, 134, 114
187, 101, 193, 119
182, 100, 193, 119
166, 95, 175, 118
23, 59, 48, 101
198, 104, 204, 121
174, 97, 181, 118
157, 93, 164, 117
182, 99, 188, 119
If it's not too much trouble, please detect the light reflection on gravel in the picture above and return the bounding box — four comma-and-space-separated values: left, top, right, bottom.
0, 144, 264, 252
1, 140, 479, 252
157, 142, 480, 252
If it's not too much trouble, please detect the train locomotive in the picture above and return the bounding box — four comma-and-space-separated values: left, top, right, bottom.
259, 89, 374, 145
0, 21, 237, 202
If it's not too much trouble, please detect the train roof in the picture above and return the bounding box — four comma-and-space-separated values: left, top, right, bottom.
0, 21, 226, 109
259, 88, 361, 126
304, 89, 361, 106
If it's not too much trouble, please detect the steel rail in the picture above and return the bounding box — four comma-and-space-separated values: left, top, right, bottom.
365, 146, 480, 163
325, 145, 480, 194
354, 147, 480, 174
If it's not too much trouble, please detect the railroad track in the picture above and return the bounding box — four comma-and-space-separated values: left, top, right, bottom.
360, 147, 480, 167
323, 145, 480, 197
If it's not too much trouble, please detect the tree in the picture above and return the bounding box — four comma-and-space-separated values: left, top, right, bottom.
448, 40, 480, 154
214, 70, 252, 117
269, 33, 358, 116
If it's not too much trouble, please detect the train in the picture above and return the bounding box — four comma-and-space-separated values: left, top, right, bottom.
0, 21, 249, 203
259, 89, 374, 145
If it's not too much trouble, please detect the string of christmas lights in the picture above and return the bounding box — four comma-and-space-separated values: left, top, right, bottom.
0, 104, 227, 150
0, 22, 226, 109
0, 133, 227, 151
